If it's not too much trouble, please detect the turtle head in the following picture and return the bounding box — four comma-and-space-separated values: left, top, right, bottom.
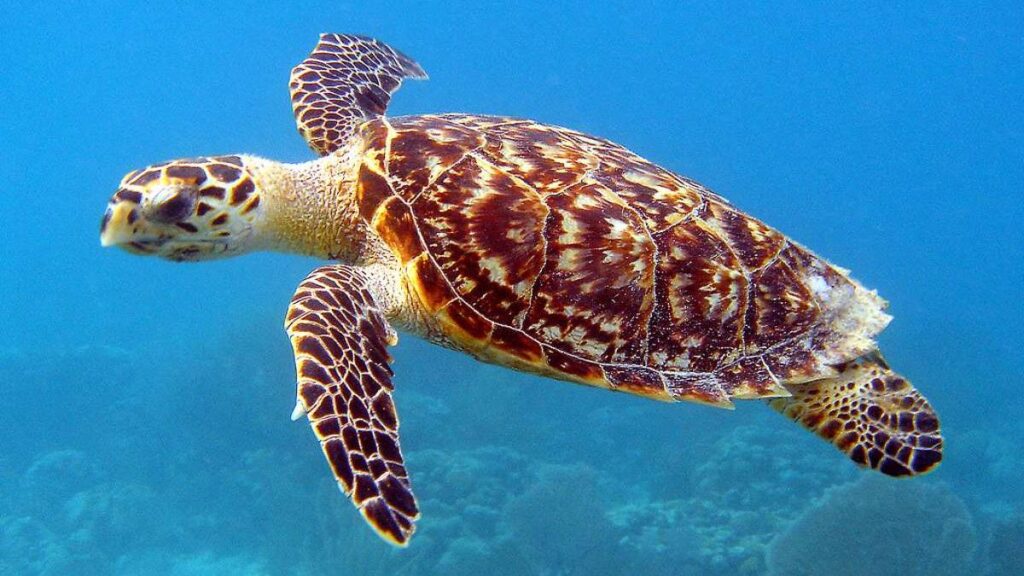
100, 155, 266, 262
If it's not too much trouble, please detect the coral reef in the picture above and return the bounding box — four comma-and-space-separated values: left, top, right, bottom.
609, 499, 704, 574
766, 476, 977, 576
20, 450, 102, 518
113, 551, 272, 576
1, 332, 1015, 576
292, 448, 624, 576
504, 463, 625, 575
0, 516, 81, 576
947, 428, 1024, 515
986, 515, 1024, 576
642, 424, 856, 574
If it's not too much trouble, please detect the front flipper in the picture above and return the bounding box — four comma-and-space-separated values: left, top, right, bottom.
285, 265, 418, 545
290, 33, 427, 156
770, 353, 943, 477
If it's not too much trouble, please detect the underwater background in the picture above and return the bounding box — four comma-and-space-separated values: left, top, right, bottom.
2, 2, 1022, 574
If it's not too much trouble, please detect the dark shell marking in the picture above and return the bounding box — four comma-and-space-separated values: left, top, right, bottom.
358, 114, 870, 405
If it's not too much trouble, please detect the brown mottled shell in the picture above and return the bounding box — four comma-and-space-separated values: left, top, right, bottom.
356, 114, 883, 406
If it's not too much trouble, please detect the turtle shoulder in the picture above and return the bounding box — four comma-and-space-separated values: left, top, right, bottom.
354, 114, 889, 405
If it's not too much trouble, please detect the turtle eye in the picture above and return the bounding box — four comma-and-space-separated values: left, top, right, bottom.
147, 185, 197, 224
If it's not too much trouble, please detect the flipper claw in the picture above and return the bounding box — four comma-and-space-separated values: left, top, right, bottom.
290, 399, 307, 421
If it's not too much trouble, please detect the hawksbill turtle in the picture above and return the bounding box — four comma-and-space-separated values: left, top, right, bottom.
100, 34, 943, 545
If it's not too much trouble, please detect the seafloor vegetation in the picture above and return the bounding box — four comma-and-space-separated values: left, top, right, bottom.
1, 316, 1019, 576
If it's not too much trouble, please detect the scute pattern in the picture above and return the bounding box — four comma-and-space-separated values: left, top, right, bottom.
524, 182, 656, 364
748, 256, 820, 350
594, 162, 706, 232
415, 154, 548, 326
358, 113, 884, 404
703, 200, 787, 271
648, 220, 746, 372
285, 265, 419, 545
478, 121, 599, 194
386, 120, 485, 201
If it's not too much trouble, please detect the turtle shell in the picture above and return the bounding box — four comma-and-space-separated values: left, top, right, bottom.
355, 114, 890, 406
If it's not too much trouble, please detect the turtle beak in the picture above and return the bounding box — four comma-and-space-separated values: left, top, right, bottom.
99, 201, 137, 247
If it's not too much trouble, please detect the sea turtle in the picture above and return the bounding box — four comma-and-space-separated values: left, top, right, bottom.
100, 34, 943, 545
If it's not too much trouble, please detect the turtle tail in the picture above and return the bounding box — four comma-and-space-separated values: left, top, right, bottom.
769, 352, 942, 477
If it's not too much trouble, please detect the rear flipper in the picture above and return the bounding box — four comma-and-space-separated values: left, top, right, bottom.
770, 353, 942, 477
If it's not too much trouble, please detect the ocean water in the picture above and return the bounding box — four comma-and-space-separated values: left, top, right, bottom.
2, 2, 1022, 575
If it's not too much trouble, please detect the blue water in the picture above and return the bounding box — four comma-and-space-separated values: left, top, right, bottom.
2, 2, 1022, 574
